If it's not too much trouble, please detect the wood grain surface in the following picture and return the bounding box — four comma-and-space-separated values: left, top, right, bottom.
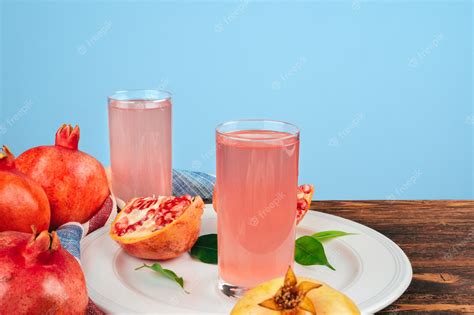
311, 200, 474, 314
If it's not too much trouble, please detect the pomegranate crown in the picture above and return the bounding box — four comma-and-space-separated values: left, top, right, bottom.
24, 230, 61, 265
0, 145, 15, 170
55, 124, 80, 150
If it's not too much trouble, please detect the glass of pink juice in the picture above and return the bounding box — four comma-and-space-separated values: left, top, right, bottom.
108, 90, 172, 202
216, 119, 300, 296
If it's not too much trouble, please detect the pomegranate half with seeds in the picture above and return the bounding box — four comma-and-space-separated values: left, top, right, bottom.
110, 195, 204, 260
213, 184, 315, 225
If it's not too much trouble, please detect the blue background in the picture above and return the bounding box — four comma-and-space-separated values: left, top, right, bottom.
1, 1, 472, 200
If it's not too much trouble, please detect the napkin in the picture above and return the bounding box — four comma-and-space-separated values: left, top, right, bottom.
56, 169, 215, 314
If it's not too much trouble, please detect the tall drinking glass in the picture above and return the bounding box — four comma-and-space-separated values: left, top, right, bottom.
108, 90, 172, 202
216, 119, 300, 296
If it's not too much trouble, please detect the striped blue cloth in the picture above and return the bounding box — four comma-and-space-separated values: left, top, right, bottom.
56, 223, 84, 260
57, 170, 215, 260
172, 169, 215, 200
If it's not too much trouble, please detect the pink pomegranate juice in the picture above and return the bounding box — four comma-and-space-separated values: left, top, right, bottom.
216, 130, 299, 288
108, 99, 172, 202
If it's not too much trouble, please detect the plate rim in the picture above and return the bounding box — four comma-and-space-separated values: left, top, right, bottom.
81, 206, 412, 314
307, 211, 412, 313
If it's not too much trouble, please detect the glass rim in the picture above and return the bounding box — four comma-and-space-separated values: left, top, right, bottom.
215, 119, 300, 142
108, 89, 172, 103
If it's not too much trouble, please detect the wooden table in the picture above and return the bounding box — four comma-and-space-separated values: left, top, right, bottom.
311, 200, 474, 314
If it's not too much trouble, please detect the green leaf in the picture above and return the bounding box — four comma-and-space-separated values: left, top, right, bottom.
190, 234, 218, 264
135, 263, 188, 293
295, 236, 335, 270
311, 230, 356, 242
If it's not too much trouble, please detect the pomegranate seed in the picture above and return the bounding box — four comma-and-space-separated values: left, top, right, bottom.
163, 200, 173, 210
134, 199, 146, 208
169, 205, 181, 212
114, 222, 126, 231
146, 199, 159, 209
297, 199, 307, 210
155, 217, 164, 226
126, 225, 136, 233
171, 200, 189, 213
302, 184, 312, 194
138, 200, 150, 210
146, 209, 156, 219
117, 217, 129, 224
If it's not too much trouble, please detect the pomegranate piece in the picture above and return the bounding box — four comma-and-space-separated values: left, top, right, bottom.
298, 198, 308, 210
110, 195, 204, 260
0, 230, 88, 314
16, 124, 110, 229
213, 184, 315, 225
0, 146, 50, 232
296, 184, 315, 225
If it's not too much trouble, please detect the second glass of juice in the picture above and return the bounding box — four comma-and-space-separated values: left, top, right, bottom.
108, 90, 172, 202
216, 119, 299, 296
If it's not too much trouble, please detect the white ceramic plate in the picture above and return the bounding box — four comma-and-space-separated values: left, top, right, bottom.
81, 205, 412, 314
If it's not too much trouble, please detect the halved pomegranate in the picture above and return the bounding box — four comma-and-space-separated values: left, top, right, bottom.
110, 195, 204, 260
213, 184, 315, 225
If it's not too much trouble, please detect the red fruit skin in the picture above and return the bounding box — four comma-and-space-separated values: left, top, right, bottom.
0, 145, 50, 233
0, 170, 50, 233
16, 145, 109, 229
0, 231, 88, 314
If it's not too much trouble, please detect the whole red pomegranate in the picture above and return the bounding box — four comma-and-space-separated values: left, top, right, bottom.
0, 145, 50, 232
0, 230, 88, 314
16, 124, 109, 229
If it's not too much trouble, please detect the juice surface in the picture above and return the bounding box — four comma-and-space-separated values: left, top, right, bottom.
109, 99, 172, 202
216, 130, 299, 288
